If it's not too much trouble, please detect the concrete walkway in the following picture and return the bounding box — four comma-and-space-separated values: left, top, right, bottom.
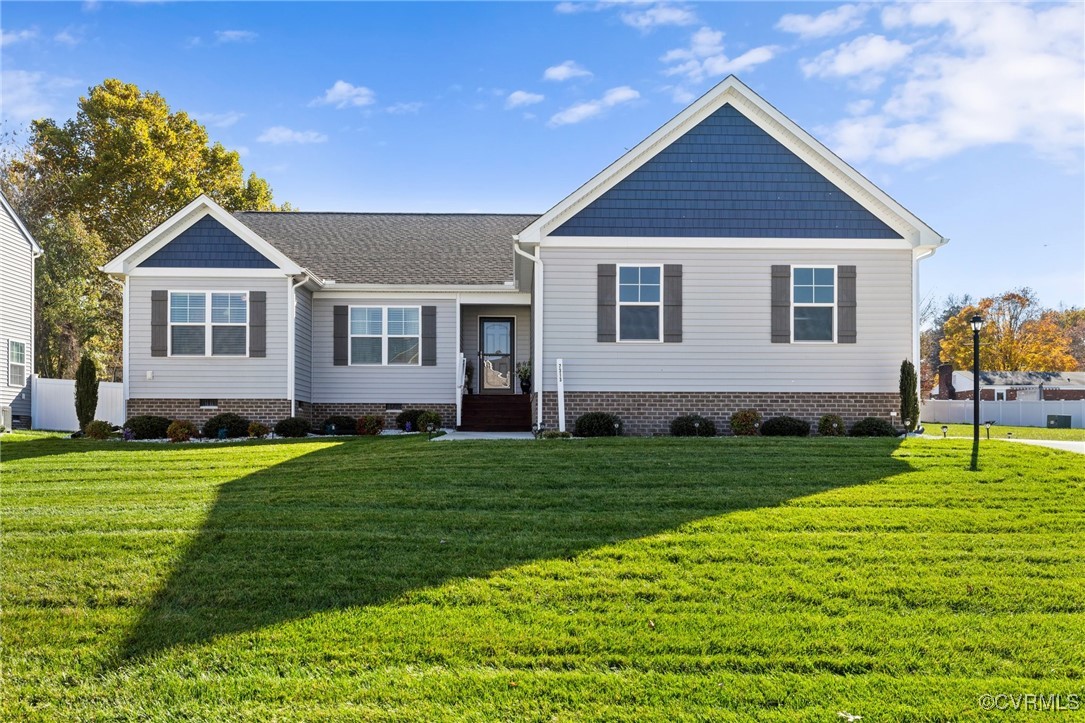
432, 431, 535, 441
924, 435, 1084, 454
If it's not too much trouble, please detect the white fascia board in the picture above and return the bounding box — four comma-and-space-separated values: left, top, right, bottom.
101, 194, 303, 275
541, 236, 915, 250
0, 191, 43, 256
520, 75, 946, 250
315, 288, 531, 305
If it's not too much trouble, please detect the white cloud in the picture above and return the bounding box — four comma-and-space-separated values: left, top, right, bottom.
821, 1, 1085, 165
776, 4, 869, 39
1, 28, 38, 46
193, 110, 245, 128
311, 80, 377, 109
543, 60, 593, 82
801, 34, 912, 87
549, 85, 639, 127
256, 126, 327, 145
53, 28, 82, 46
505, 90, 545, 109
0, 69, 79, 124
662, 26, 778, 99
386, 101, 424, 114
621, 4, 697, 31
214, 30, 257, 44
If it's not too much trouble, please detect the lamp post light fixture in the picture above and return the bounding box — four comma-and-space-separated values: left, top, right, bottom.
941, 425, 948, 439
613, 421, 620, 436
903, 418, 911, 437
985, 421, 992, 440
970, 314, 984, 449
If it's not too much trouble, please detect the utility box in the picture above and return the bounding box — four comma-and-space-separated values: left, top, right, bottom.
1047, 415, 1071, 429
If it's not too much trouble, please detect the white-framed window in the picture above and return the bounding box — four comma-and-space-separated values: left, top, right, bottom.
169, 291, 248, 357
617, 265, 662, 342
349, 306, 421, 366
792, 267, 835, 343
8, 340, 26, 386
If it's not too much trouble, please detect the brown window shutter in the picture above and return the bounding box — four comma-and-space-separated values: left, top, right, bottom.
421, 306, 437, 366
837, 265, 857, 344
597, 264, 616, 342
249, 291, 266, 357
333, 305, 348, 366
771, 265, 791, 343
663, 264, 682, 343
151, 290, 168, 357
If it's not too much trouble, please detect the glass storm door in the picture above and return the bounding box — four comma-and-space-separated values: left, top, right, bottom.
479, 318, 514, 393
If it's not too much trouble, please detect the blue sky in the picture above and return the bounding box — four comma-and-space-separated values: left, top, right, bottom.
2, 1, 1083, 309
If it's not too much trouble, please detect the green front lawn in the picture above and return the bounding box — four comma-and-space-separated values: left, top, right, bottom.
930, 423, 1084, 442
3, 433, 1083, 721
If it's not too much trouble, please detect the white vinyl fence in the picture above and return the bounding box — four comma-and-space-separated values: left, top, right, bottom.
922, 399, 1084, 429
30, 376, 124, 431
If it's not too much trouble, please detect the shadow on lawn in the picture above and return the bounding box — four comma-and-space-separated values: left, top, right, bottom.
117, 436, 906, 663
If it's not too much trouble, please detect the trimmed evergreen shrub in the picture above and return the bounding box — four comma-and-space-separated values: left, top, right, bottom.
84, 419, 113, 440
670, 414, 717, 437
357, 415, 385, 435
75, 353, 100, 432
167, 420, 198, 442
729, 408, 762, 436
850, 417, 898, 437
761, 416, 811, 437
574, 412, 623, 437
321, 415, 358, 435
899, 359, 919, 432
248, 421, 270, 439
274, 417, 311, 438
817, 414, 846, 437
416, 410, 442, 432
395, 408, 439, 431
124, 415, 172, 440
201, 412, 250, 439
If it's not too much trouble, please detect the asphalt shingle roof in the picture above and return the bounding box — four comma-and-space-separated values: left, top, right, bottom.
233, 212, 539, 285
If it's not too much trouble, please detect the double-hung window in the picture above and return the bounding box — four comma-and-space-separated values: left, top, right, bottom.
617, 265, 662, 342
350, 306, 421, 365
792, 267, 835, 342
8, 340, 26, 386
169, 292, 248, 356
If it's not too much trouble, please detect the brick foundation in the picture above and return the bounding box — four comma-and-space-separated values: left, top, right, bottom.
540, 391, 899, 436
126, 398, 292, 427
310, 402, 457, 430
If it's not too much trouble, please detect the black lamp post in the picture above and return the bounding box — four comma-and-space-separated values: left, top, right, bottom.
970, 315, 984, 469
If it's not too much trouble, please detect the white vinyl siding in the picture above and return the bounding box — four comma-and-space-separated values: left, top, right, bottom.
0, 204, 35, 418
312, 296, 455, 404
540, 246, 912, 393
129, 276, 288, 399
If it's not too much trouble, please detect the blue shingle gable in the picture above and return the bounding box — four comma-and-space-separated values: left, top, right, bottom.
551, 104, 902, 239
138, 215, 277, 268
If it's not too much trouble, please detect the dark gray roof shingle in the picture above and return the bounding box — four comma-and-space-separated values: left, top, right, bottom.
233, 212, 539, 285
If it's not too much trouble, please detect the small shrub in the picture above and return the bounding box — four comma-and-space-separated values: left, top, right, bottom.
541, 430, 572, 439
670, 414, 717, 437
201, 412, 250, 439
574, 412, 623, 437
729, 408, 762, 436
416, 410, 442, 432
124, 415, 172, 440
818, 414, 846, 437
760, 415, 811, 437
321, 415, 358, 435
850, 417, 898, 437
167, 420, 199, 442
84, 419, 113, 440
274, 417, 311, 438
357, 414, 384, 436
396, 408, 440, 431
248, 421, 270, 439
75, 353, 99, 432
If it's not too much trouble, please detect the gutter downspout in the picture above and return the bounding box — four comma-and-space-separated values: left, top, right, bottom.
288, 276, 308, 417
107, 274, 128, 423
913, 243, 941, 424
514, 238, 544, 430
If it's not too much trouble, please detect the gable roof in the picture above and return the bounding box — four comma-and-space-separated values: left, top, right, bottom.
0, 191, 43, 256
233, 212, 538, 285
517, 75, 946, 248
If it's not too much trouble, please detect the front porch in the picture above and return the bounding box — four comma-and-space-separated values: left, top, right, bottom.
456, 303, 532, 431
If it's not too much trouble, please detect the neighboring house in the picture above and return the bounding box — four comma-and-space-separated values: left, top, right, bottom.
933, 365, 1085, 401
0, 192, 43, 429
102, 76, 947, 434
